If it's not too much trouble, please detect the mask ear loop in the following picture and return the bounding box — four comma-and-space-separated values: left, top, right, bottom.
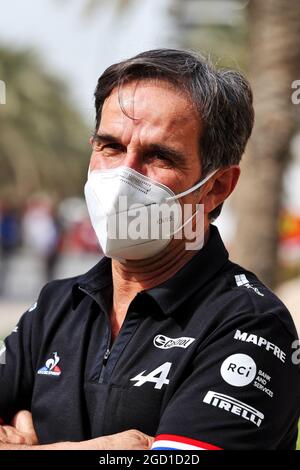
87, 164, 91, 178
171, 207, 200, 236
167, 169, 218, 236
165, 169, 218, 202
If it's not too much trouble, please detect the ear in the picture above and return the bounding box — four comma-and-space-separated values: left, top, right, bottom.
201, 166, 240, 214
89, 136, 93, 146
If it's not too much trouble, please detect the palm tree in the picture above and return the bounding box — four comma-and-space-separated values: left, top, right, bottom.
232, 0, 300, 287
0, 47, 89, 203
173, 0, 300, 288
171, 0, 249, 70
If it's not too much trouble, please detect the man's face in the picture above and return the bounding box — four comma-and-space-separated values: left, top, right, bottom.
90, 80, 203, 208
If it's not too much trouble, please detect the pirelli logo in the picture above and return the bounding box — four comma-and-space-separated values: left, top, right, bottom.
203, 391, 264, 427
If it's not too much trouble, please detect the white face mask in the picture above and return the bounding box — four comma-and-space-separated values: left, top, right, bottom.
84, 166, 216, 260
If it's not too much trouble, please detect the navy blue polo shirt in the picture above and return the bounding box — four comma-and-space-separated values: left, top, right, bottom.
0, 225, 299, 449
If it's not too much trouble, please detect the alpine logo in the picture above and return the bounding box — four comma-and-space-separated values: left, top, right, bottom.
37, 352, 61, 376
234, 274, 264, 297
203, 390, 264, 427
131, 362, 172, 389
153, 335, 195, 350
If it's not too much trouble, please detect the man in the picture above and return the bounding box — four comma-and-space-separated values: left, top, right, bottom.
0, 49, 299, 450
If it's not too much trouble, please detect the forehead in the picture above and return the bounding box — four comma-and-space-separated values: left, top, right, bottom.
100, 80, 200, 142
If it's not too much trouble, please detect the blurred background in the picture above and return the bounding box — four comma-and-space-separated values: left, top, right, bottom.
0, 0, 300, 428
1, 0, 300, 326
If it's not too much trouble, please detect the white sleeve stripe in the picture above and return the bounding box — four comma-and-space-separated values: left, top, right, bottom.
151, 440, 206, 450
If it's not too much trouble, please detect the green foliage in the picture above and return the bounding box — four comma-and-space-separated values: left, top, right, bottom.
177, 20, 249, 72
0, 46, 90, 203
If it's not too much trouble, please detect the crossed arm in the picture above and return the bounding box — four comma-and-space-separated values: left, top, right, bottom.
0, 411, 154, 450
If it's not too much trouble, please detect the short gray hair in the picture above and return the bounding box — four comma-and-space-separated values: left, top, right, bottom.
94, 48, 254, 219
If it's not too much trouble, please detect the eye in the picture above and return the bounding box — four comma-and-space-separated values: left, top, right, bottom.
157, 153, 170, 161
147, 151, 166, 161
93, 141, 123, 154
103, 143, 122, 151
146, 152, 174, 167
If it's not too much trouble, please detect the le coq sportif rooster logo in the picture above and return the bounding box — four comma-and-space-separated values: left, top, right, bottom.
37, 351, 62, 376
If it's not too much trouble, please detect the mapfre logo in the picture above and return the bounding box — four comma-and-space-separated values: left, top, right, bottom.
153, 335, 195, 350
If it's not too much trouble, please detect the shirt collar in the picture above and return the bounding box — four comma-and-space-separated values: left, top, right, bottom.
72, 224, 228, 315
71, 256, 112, 309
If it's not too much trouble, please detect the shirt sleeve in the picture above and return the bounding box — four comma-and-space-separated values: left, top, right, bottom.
0, 302, 36, 423
151, 312, 300, 450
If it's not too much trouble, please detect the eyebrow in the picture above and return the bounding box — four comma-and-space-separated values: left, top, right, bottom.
92, 132, 187, 165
